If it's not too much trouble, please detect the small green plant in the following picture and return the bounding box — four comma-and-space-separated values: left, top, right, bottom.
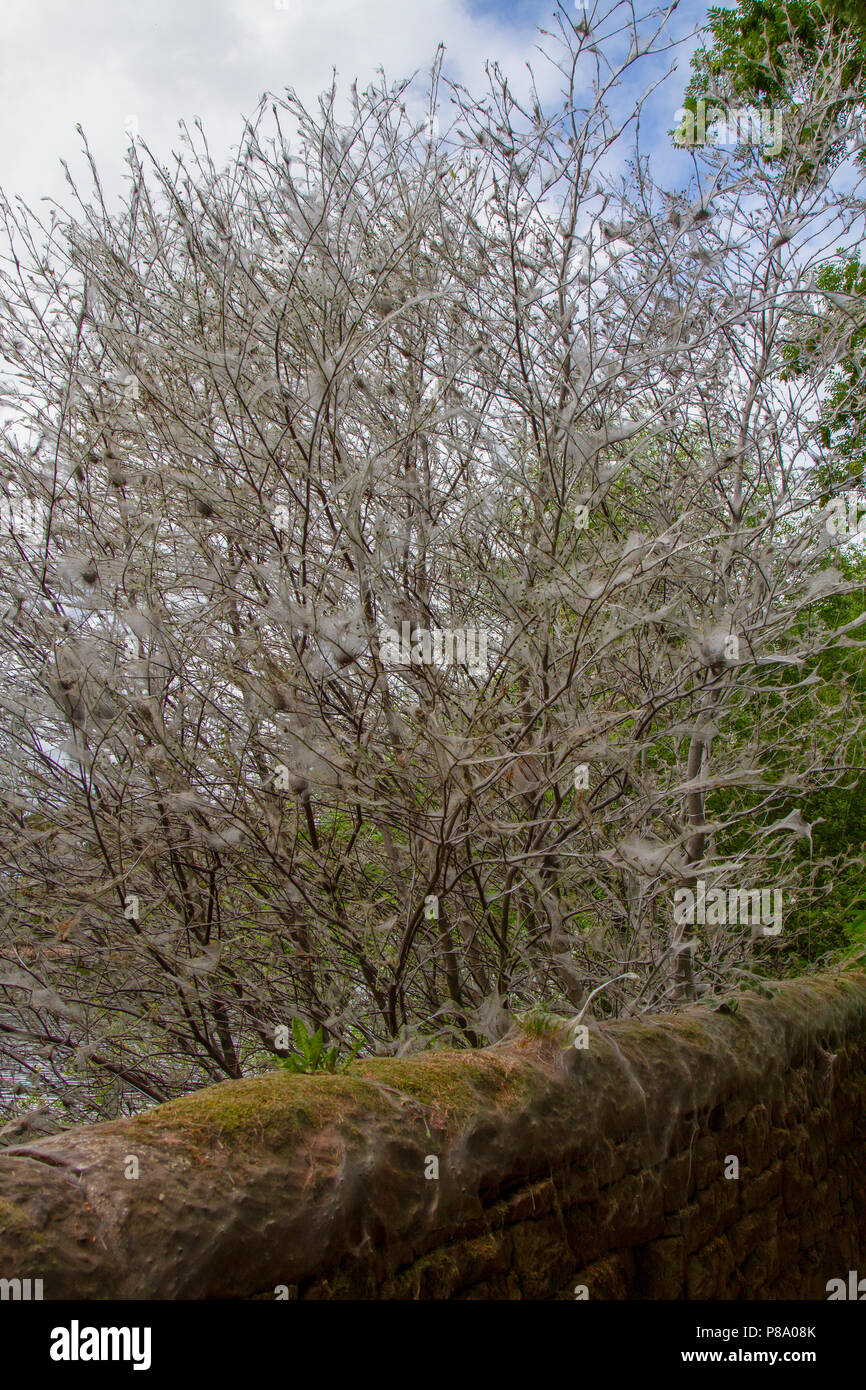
843, 906, 866, 958
276, 1018, 364, 1074
515, 1001, 561, 1038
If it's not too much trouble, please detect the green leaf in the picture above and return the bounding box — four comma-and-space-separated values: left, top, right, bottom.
339, 1032, 365, 1070
277, 1054, 304, 1073
307, 1027, 324, 1068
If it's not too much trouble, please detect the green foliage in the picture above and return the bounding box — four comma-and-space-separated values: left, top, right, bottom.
275, 1018, 364, 1075
765, 562, 866, 966
675, 0, 866, 178
515, 1001, 561, 1038
810, 257, 866, 488
685, 0, 866, 107
842, 904, 866, 948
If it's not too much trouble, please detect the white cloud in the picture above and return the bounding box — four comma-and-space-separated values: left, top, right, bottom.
0, 0, 553, 210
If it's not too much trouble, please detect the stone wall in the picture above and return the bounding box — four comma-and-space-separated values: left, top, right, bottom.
1, 970, 864, 1299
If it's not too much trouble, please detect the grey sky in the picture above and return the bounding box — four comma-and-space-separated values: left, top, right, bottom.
0, 0, 708, 211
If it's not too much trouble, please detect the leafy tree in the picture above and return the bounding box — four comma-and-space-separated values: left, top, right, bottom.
677, 0, 866, 974
685, 0, 866, 107
676, 0, 866, 177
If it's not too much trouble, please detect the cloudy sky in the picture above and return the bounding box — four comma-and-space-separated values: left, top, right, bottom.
0, 0, 711, 212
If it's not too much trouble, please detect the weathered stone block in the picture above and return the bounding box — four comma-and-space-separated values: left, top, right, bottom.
661, 1150, 695, 1212
741, 1159, 782, 1212
573, 1250, 634, 1300
634, 1235, 686, 1298
510, 1218, 576, 1299
781, 1155, 813, 1217
686, 1233, 736, 1299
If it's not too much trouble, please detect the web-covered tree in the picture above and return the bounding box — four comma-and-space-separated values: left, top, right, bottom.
1, 0, 865, 1120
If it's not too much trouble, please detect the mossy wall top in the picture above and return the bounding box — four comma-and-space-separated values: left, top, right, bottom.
1, 970, 865, 1299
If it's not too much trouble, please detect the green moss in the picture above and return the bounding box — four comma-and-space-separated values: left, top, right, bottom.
655, 1018, 714, 1041
351, 1049, 533, 1124
70, 971, 866, 1164
515, 1004, 570, 1040
86, 1046, 555, 1159
0, 1195, 69, 1278
0, 1195, 44, 1247
117, 1071, 395, 1154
